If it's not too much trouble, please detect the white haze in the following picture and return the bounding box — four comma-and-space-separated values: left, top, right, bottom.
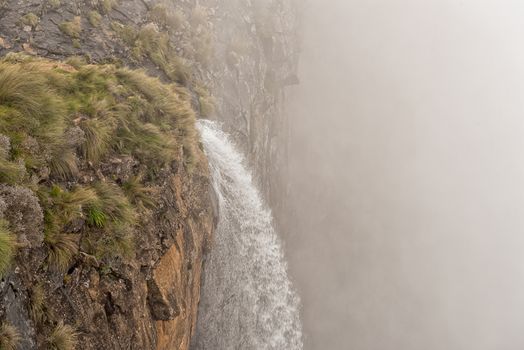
285, 1, 524, 349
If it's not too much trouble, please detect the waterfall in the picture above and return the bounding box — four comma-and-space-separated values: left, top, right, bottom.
192, 120, 303, 350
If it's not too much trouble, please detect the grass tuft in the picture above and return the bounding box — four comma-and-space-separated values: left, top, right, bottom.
91, 181, 135, 226
0, 62, 52, 121
195, 85, 215, 117
132, 25, 191, 85
122, 176, 156, 210
150, 4, 186, 31
101, 0, 117, 14
0, 220, 16, 277
0, 322, 20, 350
48, 185, 99, 224
59, 17, 82, 39
91, 222, 134, 260
111, 22, 137, 46
45, 231, 78, 271
21, 13, 40, 27
0, 158, 25, 184
88, 10, 102, 27
49, 149, 79, 180
86, 206, 106, 227
47, 321, 78, 350
29, 282, 46, 323
49, 0, 61, 9
79, 117, 114, 163
65, 56, 88, 69
115, 67, 198, 168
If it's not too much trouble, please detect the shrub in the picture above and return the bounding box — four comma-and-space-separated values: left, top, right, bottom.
0, 322, 20, 350
47, 321, 78, 350
59, 17, 82, 39
0, 220, 16, 276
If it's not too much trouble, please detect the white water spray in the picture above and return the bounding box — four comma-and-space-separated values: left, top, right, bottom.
192, 120, 303, 350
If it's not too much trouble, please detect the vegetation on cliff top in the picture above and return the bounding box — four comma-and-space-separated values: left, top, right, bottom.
0, 52, 204, 343
0, 52, 199, 263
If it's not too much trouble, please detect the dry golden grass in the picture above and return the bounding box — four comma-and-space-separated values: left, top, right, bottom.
0, 220, 16, 276
0, 322, 20, 350
47, 321, 78, 350
29, 282, 46, 323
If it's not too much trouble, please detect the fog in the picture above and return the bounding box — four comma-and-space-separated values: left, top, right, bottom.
285, 1, 524, 349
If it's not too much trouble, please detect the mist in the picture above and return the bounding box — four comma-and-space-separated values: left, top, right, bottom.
284, 1, 524, 349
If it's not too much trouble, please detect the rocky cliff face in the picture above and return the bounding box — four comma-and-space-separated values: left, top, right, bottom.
0, 56, 215, 350
0, 0, 299, 349
202, 0, 300, 220
0, 0, 300, 211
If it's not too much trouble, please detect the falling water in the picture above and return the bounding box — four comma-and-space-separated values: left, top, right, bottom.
192, 120, 303, 350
